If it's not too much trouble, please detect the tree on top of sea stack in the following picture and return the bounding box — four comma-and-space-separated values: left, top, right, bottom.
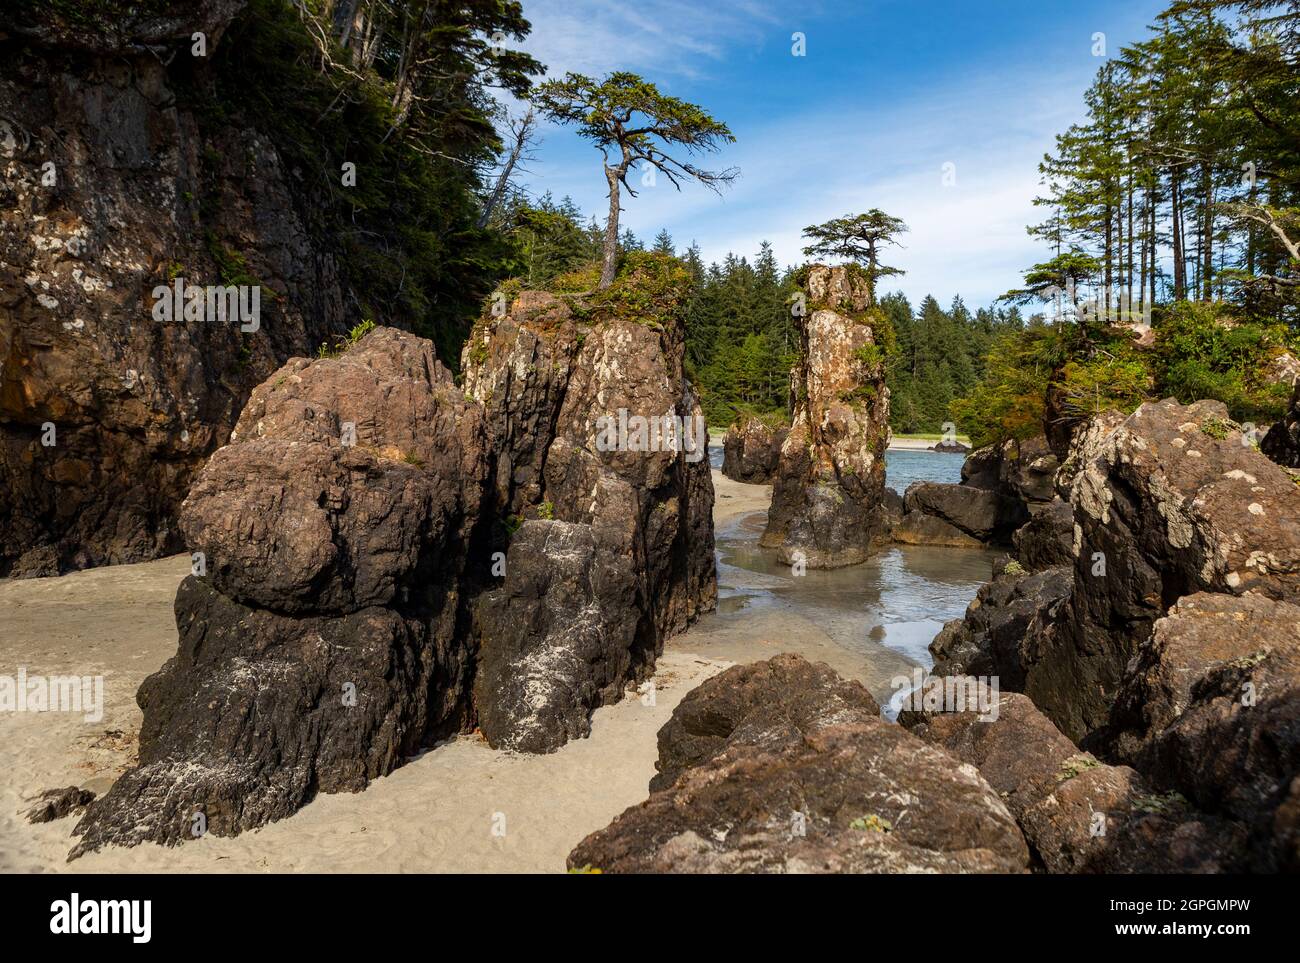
533, 71, 737, 289
801, 210, 908, 306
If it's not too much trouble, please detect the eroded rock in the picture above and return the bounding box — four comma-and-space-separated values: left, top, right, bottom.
761, 266, 890, 568
721, 415, 787, 483
568, 655, 1030, 874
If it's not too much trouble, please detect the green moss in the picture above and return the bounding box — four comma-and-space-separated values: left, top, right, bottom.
1132, 791, 1189, 816
1200, 416, 1236, 440
537, 500, 555, 521
1056, 753, 1100, 782
850, 814, 892, 833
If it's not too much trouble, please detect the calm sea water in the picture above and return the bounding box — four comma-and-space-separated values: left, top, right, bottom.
709, 445, 990, 706
707, 439, 965, 492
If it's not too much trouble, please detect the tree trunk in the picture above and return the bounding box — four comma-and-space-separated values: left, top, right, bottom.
599, 165, 622, 289
1171, 171, 1186, 301
1201, 162, 1214, 301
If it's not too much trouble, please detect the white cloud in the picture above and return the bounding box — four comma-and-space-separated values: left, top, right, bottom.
515, 0, 1096, 308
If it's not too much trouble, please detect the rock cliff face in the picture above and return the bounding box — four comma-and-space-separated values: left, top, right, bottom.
0, 2, 349, 578
568, 655, 1030, 874
74, 272, 717, 852
720, 415, 787, 483
761, 266, 890, 567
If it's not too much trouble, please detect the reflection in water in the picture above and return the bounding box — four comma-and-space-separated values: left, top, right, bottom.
704, 446, 993, 718
715, 512, 991, 669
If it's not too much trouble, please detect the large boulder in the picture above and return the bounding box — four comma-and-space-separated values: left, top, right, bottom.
943, 401, 1300, 744
0, 2, 349, 578
721, 415, 787, 483
903, 481, 1028, 543
891, 510, 983, 548
1102, 592, 1300, 870
74, 328, 487, 855
567, 655, 1030, 874
761, 265, 891, 568
1048, 399, 1300, 739
648, 653, 881, 791
906, 688, 1243, 873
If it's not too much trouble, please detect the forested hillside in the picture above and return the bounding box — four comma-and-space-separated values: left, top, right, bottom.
954, 0, 1299, 448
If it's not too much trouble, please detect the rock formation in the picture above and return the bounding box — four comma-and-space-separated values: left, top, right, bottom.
721, 415, 787, 483
761, 265, 891, 567
462, 268, 716, 753
905, 686, 1243, 872
73, 327, 489, 855
73, 260, 717, 853
0, 2, 349, 578
925, 399, 1300, 869
568, 655, 1030, 873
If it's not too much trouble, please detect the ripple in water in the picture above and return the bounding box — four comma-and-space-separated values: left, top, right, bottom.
712, 447, 991, 673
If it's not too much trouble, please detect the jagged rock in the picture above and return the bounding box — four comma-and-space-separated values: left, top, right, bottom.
761, 265, 890, 568
0, 2, 348, 577
721, 415, 787, 483
25, 786, 95, 824
648, 653, 881, 792
73, 327, 488, 855
1102, 592, 1300, 870
906, 689, 1242, 872
1012, 498, 1075, 571
462, 274, 716, 752
567, 655, 1030, 874
1053, 409, 1125, 496
1262, 381, 1300, 469
461, 291, 580, 517
946, 401, 1300, 746
930, 565, 1074, 684
892, 510, 983, 548
960, 435, 1057, 511
1046, 398, 1300, 739
903, 481, 1027, 543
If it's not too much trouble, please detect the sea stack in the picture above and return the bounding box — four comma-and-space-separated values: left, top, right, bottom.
761, 265, 892, 567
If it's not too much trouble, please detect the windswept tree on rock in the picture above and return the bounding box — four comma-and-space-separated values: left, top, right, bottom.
801, 210, 908, 306
533, 71, 737, 288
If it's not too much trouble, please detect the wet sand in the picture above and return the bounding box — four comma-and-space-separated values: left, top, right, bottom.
0, 468, 987, 873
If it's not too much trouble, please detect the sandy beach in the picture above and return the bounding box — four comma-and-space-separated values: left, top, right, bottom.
0, 469, 925, 874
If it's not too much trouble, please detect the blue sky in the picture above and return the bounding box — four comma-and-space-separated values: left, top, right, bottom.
512, 0, 1169, 309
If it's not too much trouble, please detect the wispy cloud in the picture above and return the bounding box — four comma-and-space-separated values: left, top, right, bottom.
513, 0, 1137, 308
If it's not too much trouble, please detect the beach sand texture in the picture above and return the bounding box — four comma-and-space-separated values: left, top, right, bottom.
0, 471, 911, 873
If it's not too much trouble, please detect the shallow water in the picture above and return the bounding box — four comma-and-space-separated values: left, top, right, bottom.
707, 446, 991, 714
706, 439, 965, 491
